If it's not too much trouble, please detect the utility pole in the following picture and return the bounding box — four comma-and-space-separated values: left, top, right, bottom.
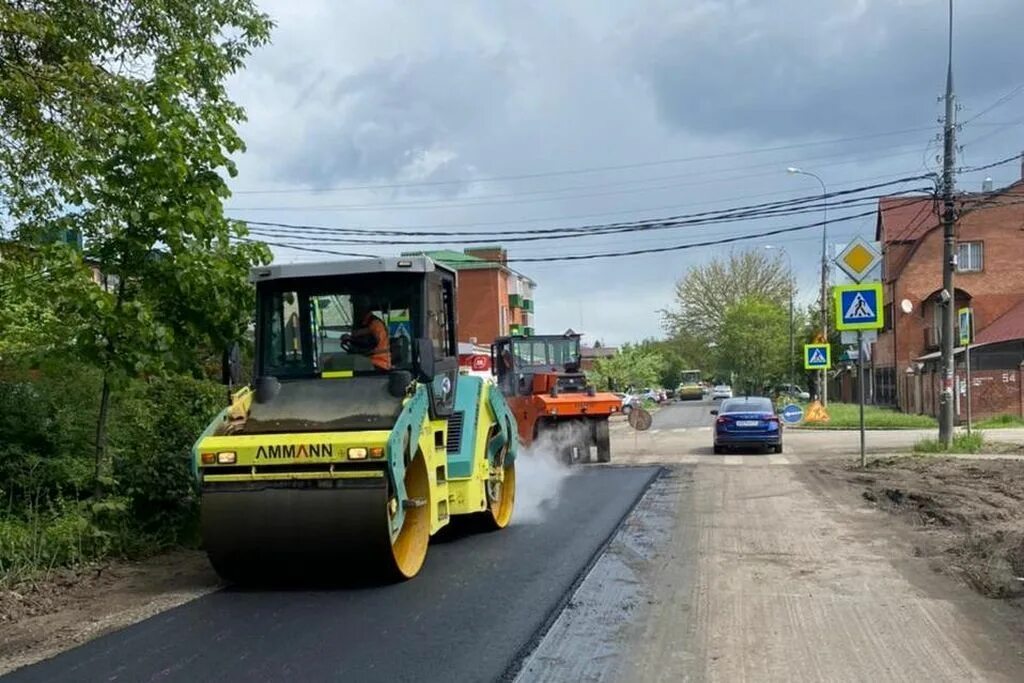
786, 168, 829, 405
938, 0, 957, 447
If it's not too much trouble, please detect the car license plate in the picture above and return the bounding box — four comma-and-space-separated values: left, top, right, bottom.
736, 420, 759, 427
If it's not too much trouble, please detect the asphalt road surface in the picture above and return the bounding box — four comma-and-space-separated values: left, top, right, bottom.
651, 397, 717, 430
4, 467, 658, 683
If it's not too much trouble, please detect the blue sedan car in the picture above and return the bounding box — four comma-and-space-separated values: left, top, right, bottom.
711, 396, 783, 454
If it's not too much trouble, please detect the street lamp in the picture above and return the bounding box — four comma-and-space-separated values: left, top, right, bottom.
787, 166, 829, 405
764, 245, 795, 397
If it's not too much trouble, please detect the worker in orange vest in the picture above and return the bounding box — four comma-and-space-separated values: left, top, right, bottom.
344, 296, 391, 371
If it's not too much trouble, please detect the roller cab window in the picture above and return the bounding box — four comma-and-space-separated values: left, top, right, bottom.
510, 337, 581, 371
258, 275, 418, 379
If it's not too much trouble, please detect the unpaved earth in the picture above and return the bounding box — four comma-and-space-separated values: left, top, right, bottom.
0, 550, 219, 675
822, 455, 1024, 606
518, 418, 1024, 681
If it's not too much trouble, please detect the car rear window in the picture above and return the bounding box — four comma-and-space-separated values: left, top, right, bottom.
721, 398, 773, 413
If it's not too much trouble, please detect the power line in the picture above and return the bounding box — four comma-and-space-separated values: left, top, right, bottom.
958, 151, 1024, 174
230, 126, 937, 196
244, 191, 929, 247
246, 194, 930, 265
961, 82, 1024, 126
227, 141, 932, 211
238, 175, 934, 239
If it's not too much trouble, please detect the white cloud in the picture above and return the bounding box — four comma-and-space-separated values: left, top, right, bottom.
224, 0, 1024, 344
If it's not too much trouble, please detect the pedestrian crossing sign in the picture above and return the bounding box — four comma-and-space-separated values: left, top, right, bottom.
833, 282, 884, 331
804, 343, 831, 370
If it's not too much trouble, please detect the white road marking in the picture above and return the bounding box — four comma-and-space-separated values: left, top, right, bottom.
671, 427, 688, 433
723, 455, 744, 465
768, 455, 791, 465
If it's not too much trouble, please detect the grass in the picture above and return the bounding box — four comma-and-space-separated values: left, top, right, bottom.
791, 402, 938, 430
913, 431, 987, 454
974, 414, 1024, 429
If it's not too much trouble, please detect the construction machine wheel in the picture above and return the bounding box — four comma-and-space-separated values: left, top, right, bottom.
200, 451, 431, 584
594, 419, 611, 463
388, 450, 431, 579
481, 462, 516, 529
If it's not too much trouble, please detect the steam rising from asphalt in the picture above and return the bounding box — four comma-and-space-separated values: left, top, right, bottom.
513, 424, 586, 525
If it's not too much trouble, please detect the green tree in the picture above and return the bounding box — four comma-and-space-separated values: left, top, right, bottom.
590, 344, 665, 392
0, 1, 273, 491
716, 296, 789, 394
662, 249, 793, 342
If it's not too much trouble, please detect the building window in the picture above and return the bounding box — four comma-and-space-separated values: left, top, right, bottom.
957, 241, 983, 272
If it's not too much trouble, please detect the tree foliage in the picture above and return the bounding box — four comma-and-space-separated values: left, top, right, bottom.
715, 296, 789, 393
590, 344, 665, 391
0, 1, 274, 489
662, 249, 794, 341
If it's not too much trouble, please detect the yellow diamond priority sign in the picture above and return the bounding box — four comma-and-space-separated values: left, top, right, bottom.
835, 236, 882, 283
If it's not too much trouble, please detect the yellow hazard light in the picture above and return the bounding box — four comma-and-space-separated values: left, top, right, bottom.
348, 447, 368, 460
201, 452, 216, 465
369, 447, 385, 459
217, 451, 237, 464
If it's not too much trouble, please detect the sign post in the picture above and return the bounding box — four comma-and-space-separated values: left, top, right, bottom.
802, 344, 831, 423
834, 282, 885, 466
959, 307, 973, 435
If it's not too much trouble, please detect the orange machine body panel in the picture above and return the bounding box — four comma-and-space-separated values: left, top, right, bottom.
506, 374, 620, 445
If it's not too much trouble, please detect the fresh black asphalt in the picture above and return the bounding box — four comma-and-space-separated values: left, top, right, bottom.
3, 466, 659, 683
651, 398, 718, 430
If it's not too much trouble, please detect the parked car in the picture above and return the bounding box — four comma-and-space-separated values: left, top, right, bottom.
639, 388, 667, 404
711, 396, 783, 454
776, 384, 810, 401
710, 384, 733, 400
614, 392, 641, 415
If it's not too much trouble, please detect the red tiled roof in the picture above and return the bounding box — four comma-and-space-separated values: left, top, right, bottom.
877, 181, 1024, 244
974, 299, 1024, 347
876, 196, 938, 244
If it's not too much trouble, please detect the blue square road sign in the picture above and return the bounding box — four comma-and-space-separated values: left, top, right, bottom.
834, 283, 884, 331
804, 343, 831, 370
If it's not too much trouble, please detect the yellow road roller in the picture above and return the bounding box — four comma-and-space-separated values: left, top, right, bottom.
191, 257, 518, 582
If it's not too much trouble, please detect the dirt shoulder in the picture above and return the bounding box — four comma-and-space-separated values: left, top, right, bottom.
0, 549, 219, 676
816, 454, 1024, 609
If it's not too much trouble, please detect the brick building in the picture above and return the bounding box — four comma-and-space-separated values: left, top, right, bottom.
872, 164, 1024, 419
403, 247, 536, 345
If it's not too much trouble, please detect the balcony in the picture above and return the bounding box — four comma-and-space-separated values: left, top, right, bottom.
509, 324, 524, 336
522, 298, 534, 312
508, 294, 523, 310
523, 326, 534, 336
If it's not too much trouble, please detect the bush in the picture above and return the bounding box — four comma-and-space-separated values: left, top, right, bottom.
0, 498, 131, 582
111, 375, 225, 544
0, 361, 226, 579
0, 363, 99, 504
914, 431, 986, 454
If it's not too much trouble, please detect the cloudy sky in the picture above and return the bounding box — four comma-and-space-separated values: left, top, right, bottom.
224, 0, 1024, 345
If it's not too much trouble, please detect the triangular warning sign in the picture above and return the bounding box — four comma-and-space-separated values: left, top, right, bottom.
809, 349, 827, 364
844, 292, 875, 320
804, 401, 830, 423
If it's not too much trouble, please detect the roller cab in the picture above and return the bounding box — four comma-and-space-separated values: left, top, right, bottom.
193, 257, 517, 583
